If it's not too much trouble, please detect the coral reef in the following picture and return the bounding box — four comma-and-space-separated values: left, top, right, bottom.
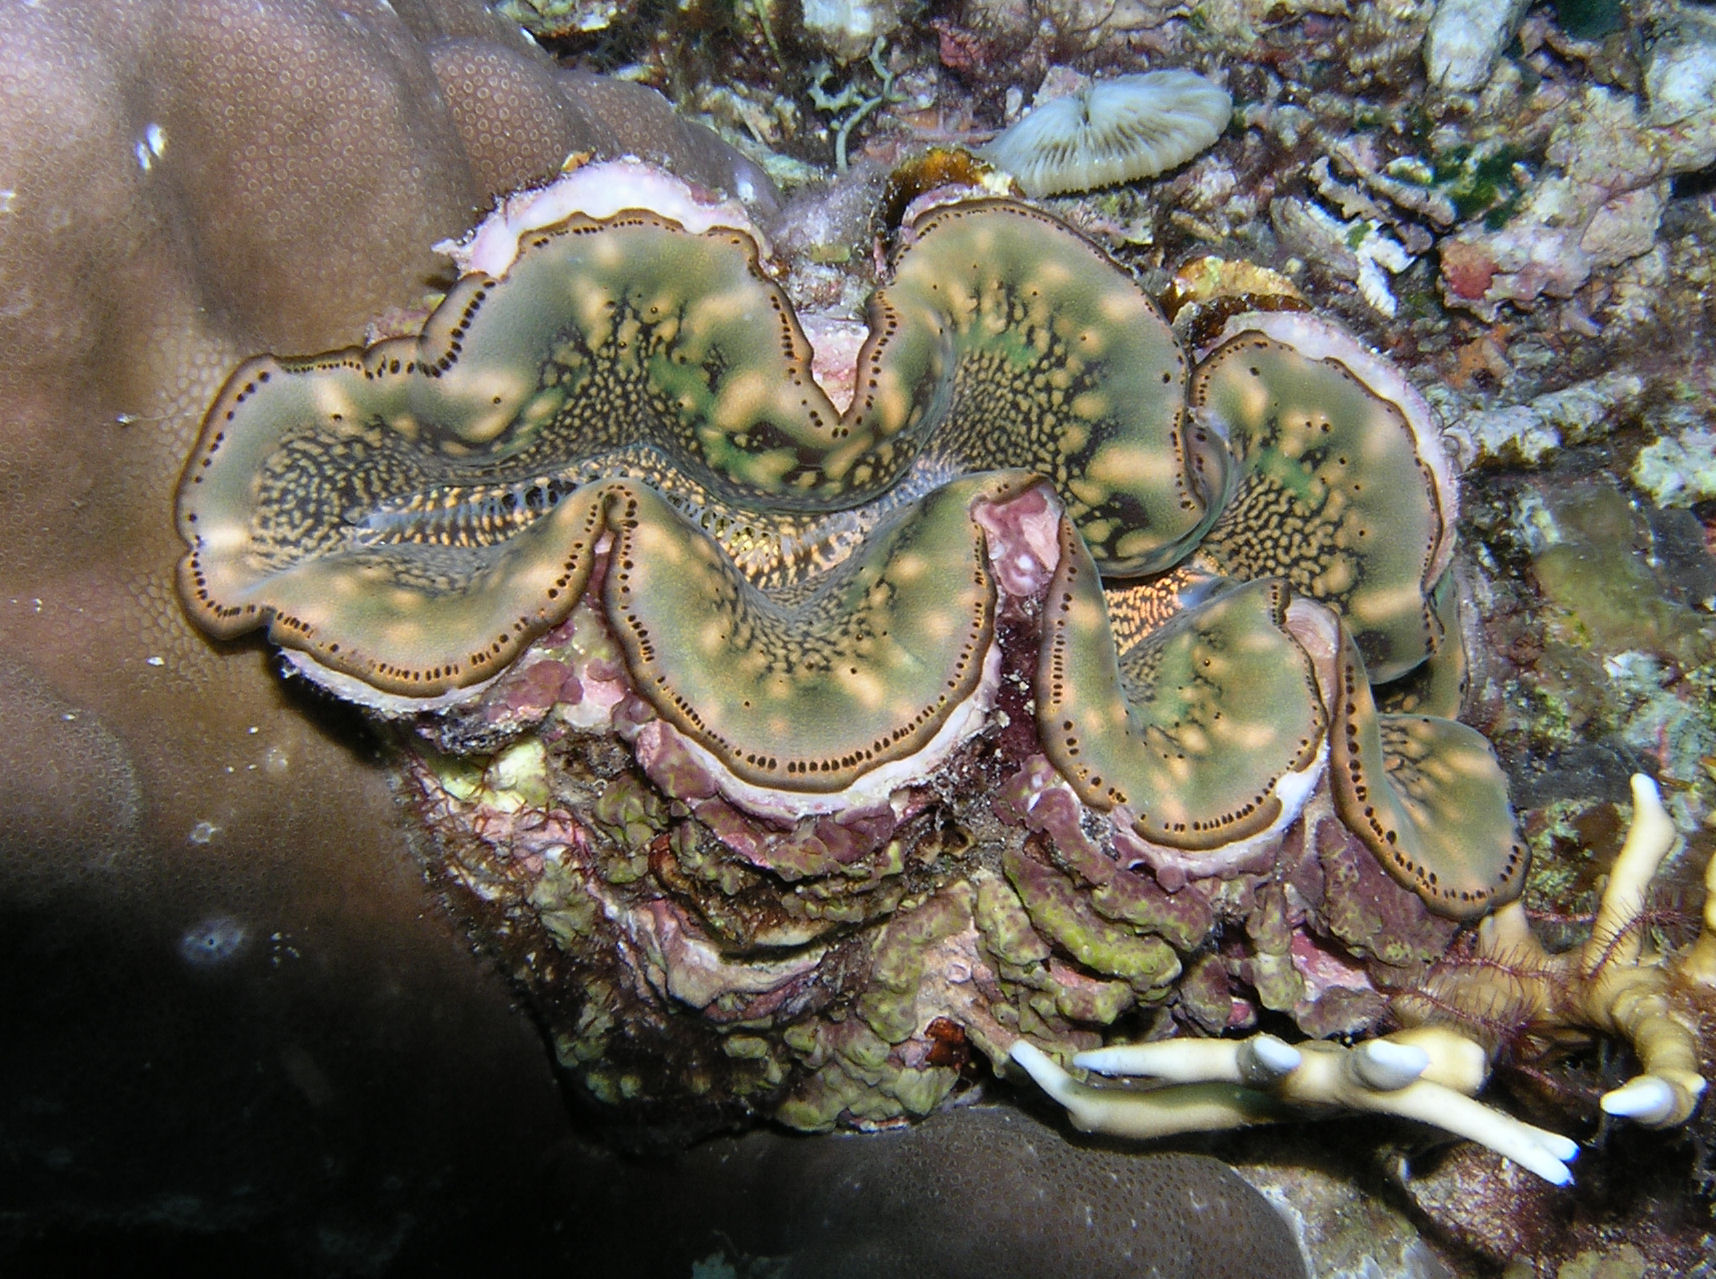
0, 0, 676, 1233
11, 0, 1716, 1272
0, 0, 772, 1270
1020, 776, 1714, 1186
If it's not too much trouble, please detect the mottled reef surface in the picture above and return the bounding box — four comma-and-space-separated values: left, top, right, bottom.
5, 0, 1716, 1276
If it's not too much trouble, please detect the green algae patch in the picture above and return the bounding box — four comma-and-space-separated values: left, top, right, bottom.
1003, 844, 1180, 996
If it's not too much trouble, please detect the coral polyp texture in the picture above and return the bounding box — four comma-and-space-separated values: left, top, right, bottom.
979, 69, 1233, 198
176, 161, 1708, 1167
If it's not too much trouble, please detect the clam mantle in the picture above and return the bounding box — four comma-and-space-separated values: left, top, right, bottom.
175, 162, 1708, 1168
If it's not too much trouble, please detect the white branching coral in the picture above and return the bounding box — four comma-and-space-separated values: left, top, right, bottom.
1014, 776, 1713, 1185
1011, 1030, 1581, 1186
1270, 195, 1414, 318
1400, 774, 1710, 1129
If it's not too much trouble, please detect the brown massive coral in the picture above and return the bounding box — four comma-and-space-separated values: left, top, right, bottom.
0, 0, 653, 1262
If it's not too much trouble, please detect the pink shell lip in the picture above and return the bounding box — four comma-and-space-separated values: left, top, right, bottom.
436, 157, 770, 280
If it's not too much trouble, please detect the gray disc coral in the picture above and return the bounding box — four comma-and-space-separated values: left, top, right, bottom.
979, 69, 1233, 198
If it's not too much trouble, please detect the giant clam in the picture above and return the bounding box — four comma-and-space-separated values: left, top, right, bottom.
175, 160, 1710, 1173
